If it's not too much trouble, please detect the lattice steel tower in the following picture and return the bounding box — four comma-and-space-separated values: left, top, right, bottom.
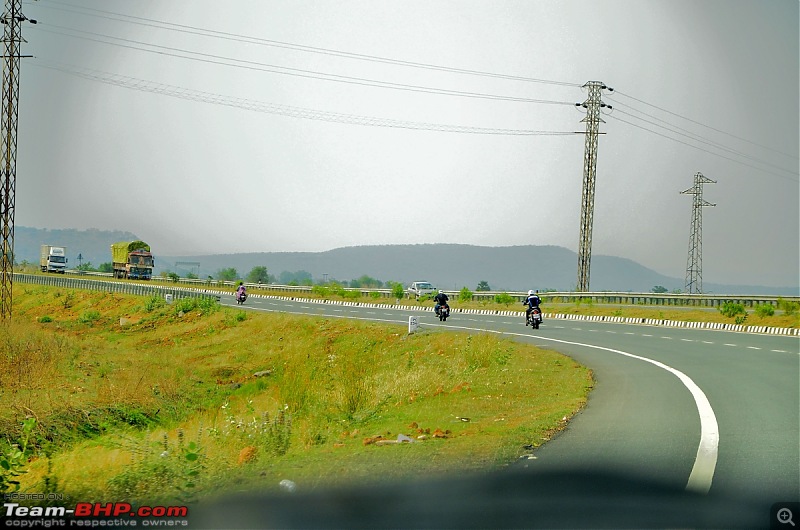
575, 81, 613, 292
681, 172, 716, 294
1, 0, 34, 319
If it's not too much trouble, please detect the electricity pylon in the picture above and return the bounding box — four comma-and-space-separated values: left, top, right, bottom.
681, 172, 716, 294
0, 0, 34, 319
575, 81, 613, 292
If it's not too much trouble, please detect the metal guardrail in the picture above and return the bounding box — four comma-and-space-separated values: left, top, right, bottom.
14, 273, 221, 301
26, 270, 800, 308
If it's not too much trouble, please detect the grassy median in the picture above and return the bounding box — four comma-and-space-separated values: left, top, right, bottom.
2, 284, 592, 504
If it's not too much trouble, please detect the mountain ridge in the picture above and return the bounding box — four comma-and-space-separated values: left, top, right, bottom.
12, 228, 798, 295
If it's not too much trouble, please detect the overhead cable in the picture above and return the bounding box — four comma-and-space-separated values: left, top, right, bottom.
612, 89, 799, 161
33, 61, 582, 137
34, 0, 582, 88
611, 115, 798, 183
31, 24, 575, 106
613, 107, 798, 177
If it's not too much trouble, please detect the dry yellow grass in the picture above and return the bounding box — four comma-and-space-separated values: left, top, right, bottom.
4, 283, 592, 504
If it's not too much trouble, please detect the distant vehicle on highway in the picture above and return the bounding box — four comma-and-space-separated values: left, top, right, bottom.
407, 281, 436, 299
111, 240, 154, 280
40, 244, 67, 273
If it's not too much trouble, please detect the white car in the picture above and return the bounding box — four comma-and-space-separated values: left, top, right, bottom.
407, 281, 436, 299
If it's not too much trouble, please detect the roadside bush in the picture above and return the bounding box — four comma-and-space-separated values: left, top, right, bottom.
494, 293, 514, 307
778, 298, 799, 316
173, 298, 198, 314
719, 302, 746, 318
754, 304, 775, 317
389, 282, 405, 299
78, 310, 101, 325
459, 287, 474, 303
144, 294, 166, 312
311, 285, 330, 298
37, 315, 53, 323
0, 418, 36, 493
197, 297, 220, 315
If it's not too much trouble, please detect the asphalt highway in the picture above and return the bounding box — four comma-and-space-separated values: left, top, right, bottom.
206, 294, 799, 528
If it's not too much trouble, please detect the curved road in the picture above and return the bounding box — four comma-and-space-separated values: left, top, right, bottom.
207, 294, 799, 528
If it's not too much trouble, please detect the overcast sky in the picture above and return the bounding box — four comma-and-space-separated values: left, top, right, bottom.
14, 0, 799, 287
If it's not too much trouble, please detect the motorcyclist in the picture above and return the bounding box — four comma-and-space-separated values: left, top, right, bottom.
434, 289, 450, 317
236, 281, 247, 301
523, 289, 542, 325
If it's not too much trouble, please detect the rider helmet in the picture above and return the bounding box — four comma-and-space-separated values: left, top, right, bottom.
528, 290, 534, 295
439, 290, 443, 294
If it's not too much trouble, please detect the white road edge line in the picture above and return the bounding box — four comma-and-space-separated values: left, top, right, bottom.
232, 302, 720, 495
430, 322, 720, 495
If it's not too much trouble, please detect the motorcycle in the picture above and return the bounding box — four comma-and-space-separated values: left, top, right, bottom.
236, 290, 247, 305
436, 304, 450, 322
526, 307, 542, 329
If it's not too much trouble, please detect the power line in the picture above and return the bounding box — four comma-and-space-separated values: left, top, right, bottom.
31, 24, 575, 107
612, 89, 799, 161
31, 1, 796, 183
35, 0, 583, 88
612, 106, 798, 178
32, 61, 582, 137
610, 115, 799, 183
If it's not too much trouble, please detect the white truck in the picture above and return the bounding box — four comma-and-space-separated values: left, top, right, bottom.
40, 245, 68, 273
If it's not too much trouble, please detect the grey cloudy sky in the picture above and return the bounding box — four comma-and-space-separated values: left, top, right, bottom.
15, 0, 799, 287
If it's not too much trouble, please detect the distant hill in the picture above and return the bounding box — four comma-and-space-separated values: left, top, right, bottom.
161, 244, 799, 296
13, 229, 797, 295
14, 227, 140, 269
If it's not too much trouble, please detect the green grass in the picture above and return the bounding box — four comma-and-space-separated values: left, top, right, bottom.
3, 283, 592, 505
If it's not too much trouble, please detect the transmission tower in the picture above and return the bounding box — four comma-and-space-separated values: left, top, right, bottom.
681, 172, 716, 294
575, 81, 613, 292
0, 0, 34, 319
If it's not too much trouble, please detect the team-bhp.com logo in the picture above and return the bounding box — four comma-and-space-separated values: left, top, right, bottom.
4, 502, 189, 526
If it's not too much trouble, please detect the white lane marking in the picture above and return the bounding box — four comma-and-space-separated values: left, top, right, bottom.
702, 341, 714, 345
429, 322, 720, 495
605, 331, 617, 334
747, 346, 761, 350
771, 349, 788, 353
681, 339, 694, 342
661, 337, 673, 340
624, 332, 635, 335
642, 334, 653, 337
724, 344, 737, 347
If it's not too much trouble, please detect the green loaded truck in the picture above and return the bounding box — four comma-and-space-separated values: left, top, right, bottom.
111, 240, 154, 280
